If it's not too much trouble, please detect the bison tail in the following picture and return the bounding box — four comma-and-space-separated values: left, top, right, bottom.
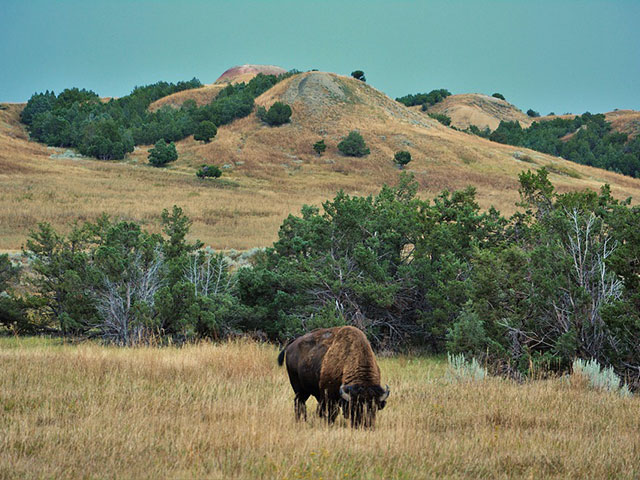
277, 348, 286, 366
277, 338, 295, 366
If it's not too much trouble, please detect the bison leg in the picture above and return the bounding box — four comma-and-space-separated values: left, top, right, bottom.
294, 393, 308, 421
326, 401, 339, 424
317, 399, 339, 424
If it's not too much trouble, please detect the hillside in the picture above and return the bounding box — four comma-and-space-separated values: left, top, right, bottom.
148, 84, 226, 111
2, 70, 640, 251
424, 93, 533, 131
537, 110, 640, 140
149, 64, 288, 112
605, 110, 640, 139
214, 64, 287, 84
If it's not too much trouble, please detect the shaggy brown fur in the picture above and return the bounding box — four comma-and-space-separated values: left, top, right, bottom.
277, 326, 389, 428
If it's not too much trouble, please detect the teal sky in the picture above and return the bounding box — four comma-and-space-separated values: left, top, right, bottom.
1, 0, 639, 115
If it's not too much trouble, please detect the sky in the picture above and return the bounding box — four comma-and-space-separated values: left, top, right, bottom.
1, 0, 639, 115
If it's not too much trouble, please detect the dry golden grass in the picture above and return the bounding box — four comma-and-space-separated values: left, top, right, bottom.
605, 110, 640, 140
148, 65, 289, 112
424, 93, 533, 131
1, 337, 639, 479
214, 65, 288, 84
2, 76, 640, 252
148, 84, 225, 112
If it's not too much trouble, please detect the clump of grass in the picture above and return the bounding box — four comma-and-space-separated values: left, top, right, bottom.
571, 358, 632, 397
446, 352, 488, 382
545, 163, 582, 178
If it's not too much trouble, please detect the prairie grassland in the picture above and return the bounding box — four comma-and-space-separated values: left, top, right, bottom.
1, 338, 639, 479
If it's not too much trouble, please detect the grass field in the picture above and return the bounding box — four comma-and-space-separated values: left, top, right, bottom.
1, 338, 638, 479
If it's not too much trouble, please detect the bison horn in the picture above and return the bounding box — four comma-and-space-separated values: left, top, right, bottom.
339, 384, 351, 402
379, 385, 390, 402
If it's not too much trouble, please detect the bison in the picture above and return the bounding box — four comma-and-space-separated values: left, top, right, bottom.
277, 325, 390, 428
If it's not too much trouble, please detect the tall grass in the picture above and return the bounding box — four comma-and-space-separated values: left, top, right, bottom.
1, 338, 639, 479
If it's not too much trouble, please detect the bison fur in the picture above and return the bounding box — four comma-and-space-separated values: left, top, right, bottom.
277, 326, 390, 428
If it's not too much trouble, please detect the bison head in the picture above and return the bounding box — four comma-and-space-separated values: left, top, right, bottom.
339, 384, 390, 428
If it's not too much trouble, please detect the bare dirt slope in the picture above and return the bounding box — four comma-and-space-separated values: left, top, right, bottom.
2, 71, 640, 251
425, 93, 533, 131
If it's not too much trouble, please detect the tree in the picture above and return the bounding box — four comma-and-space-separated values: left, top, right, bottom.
337, 131, 370, 157
396, 89, 451, 108
492, 93, 506, 101
351, 70, 366, 82
313, 139, 327, 156
236, 174, 504, 349
0, 254, 33, 333
256, 101, 292, 126
193, 121, 217, 143
196, 164, 222, 179
148, 140, 178, 167
92, 222, 165, 345
25, 222, 99, 334
428, 113, 451, 126
527, 109, 541, 118
394, 151, 412, 168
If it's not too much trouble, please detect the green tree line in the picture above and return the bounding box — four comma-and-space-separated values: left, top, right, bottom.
473, 113, 640, 178
21, 73, 296, 160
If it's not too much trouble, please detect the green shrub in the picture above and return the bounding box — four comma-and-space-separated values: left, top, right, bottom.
196, 164, 222, 179
396, 89, 451, 108
428, 112, 451, 126
351, 70, 366, 82
527, 109, 540, 118
446, 304, 491, 357
148, 140, 178, 167
337, 131, 370, 157
193, 121, 217, 143
313, 139, 327, 156
394, 150, 412, 168
256, 102, 292, 126
0, 254, 34, 334
492, 93, 506, 101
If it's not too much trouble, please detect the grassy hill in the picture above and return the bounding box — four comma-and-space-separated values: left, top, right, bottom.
424, 94, 640, 143
424, 93, 533, 131
148, 83, 226, 111
537, 109, 640, 139
2, 70, 640, 251
148, 65, 288, 112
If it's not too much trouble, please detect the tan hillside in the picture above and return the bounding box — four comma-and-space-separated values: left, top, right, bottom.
605, 110, 640, 139
2, 71, 640, 251
214, 64, 287, 84
535, 110, 640, 143
425, 93, 533, 131
148, 84, 226, 111
148, 64, 289, 112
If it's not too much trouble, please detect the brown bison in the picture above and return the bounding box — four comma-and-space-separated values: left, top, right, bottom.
277, 326, 390, 428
